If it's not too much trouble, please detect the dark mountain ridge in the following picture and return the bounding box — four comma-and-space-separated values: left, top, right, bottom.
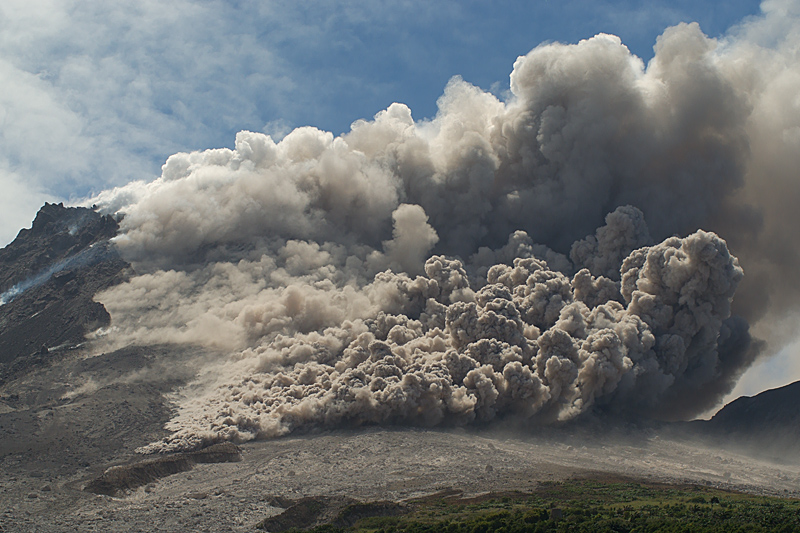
0, 202, 120, 291
0, 203, 129, 383
709, 380, 800, 432
690, 380, 800, 461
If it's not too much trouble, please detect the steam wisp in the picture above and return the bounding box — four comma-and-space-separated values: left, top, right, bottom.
0, 241, 117, 306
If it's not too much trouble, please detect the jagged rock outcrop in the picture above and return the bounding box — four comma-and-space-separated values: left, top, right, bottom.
0, 203, 129, 382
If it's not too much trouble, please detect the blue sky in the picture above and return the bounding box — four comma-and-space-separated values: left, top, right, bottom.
0, 0, 763, 245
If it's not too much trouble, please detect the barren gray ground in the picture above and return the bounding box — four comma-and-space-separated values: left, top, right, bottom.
3, 428, 800, 532
1, 344, 799, 532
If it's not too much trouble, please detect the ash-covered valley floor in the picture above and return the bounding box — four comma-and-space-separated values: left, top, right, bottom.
1, 343, 798, 532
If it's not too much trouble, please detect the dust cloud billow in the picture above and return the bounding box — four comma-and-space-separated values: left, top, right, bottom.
84, 1, 800, 453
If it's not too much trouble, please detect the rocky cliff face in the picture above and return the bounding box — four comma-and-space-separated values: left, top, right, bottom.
0, 203, 129, 383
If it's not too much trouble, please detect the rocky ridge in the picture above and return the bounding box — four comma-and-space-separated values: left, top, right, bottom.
691, 380, 800, 461
0, 203, 128, 384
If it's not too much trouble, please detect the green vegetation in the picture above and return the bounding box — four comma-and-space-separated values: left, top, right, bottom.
284, 479, 800, 532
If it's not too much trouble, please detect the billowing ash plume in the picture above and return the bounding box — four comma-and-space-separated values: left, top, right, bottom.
86, 5, 800, 452
131, 213, 744, 453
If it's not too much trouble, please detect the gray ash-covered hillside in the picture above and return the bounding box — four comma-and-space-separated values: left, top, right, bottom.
0, 205, 196, 479
0, 203, 128, 384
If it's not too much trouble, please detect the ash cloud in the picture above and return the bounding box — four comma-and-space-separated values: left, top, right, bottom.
86, 4, 800, 451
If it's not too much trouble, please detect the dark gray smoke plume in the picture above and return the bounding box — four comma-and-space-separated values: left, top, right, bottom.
86, 5, 800, 452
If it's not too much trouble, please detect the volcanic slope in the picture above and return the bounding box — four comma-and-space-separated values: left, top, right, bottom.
0, 203, 797, 533
0, 203, 128, 384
